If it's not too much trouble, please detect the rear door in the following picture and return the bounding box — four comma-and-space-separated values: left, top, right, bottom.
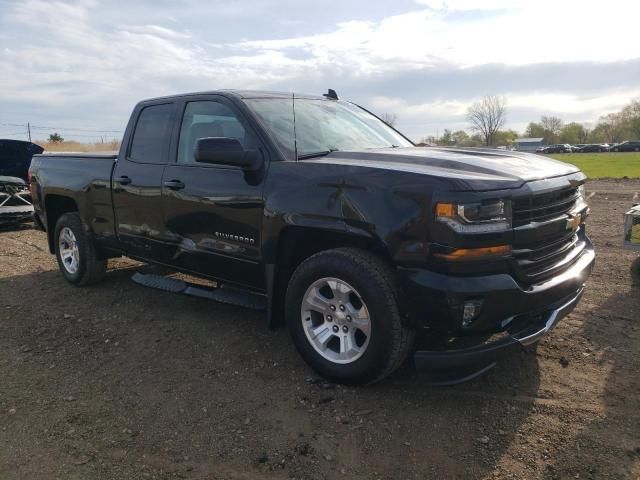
112, 102, 177, 261
160, 96, 267, 290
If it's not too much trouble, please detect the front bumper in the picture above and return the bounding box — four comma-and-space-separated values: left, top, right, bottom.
398, 242, 595, 385
413, 286, 584, 385
399, 238, 594, 333
0, 205, 33, 225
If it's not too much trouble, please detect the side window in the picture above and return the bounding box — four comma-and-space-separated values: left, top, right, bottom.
128, 103, 174, 163
177, 101, 253, 164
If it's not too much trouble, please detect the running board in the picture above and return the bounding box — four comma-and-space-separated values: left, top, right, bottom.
131, 273, 267, 311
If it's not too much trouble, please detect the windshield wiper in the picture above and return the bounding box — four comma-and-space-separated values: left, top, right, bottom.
365, 145, 401, 150
297, 148, 339, 160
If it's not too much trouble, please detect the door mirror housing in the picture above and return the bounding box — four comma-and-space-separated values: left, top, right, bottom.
194, 137, 260, 169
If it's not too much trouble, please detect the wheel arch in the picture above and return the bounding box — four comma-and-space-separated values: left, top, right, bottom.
265, 225, 392, 329
44, 194, 79, 253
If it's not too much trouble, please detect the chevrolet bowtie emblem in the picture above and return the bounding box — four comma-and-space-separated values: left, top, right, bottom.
566, 213, 581, 231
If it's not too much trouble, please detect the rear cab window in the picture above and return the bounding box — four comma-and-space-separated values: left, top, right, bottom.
128, 103, 175, 163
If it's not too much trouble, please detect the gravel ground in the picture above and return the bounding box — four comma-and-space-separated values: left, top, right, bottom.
1, 179, 639, 479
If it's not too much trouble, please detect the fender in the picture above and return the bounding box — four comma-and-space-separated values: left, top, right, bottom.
260, 159, 431, 328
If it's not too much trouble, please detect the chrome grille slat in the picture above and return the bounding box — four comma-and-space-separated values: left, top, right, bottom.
515, 235, 579, 266
513, 187, 578, 227
514, 194, 578, 215
517, 240, 585, 281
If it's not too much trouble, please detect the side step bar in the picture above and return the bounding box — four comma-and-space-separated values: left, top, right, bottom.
131, 273, 267, 311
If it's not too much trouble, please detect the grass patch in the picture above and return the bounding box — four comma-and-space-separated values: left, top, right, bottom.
548, 152, 640, 179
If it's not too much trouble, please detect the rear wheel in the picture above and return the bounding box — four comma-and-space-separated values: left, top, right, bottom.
54, 212, 107, 286
286, 248, 414, 385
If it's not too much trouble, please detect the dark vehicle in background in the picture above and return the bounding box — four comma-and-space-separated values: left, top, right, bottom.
581, 144, 609, 153
544, 144, 572, 154
0, 139, 44, 181
571, 144, 586, 152
0, 139, 42, 225
29, 90, 594, 385
612, 141, 640, 152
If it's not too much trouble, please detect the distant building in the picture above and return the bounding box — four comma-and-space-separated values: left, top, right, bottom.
514, 137, 545, 152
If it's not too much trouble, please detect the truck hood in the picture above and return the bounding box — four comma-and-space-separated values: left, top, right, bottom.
309, 147, 581, 191
0, 175, 27, 186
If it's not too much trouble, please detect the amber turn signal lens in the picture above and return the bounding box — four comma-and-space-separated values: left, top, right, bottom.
435, 202, 456, 217
434, 245, 512, 261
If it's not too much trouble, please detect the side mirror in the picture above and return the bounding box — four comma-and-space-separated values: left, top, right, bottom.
193, 137, 260, 170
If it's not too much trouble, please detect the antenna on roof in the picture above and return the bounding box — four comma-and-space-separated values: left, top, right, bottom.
323, 89, 338, 100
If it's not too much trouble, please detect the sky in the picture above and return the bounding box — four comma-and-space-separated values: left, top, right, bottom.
1, 0, 639, 142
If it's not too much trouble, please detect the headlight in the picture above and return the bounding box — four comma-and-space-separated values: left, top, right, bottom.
576, 184, 589, 212
435, 199, 511, 233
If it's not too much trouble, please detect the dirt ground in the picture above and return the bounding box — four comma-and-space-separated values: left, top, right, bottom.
1, 179, 639, 479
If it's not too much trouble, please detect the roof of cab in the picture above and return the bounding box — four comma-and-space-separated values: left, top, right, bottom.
138, 89, 328, 104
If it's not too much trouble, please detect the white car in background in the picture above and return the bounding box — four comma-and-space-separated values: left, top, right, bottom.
625, 204, 640, 251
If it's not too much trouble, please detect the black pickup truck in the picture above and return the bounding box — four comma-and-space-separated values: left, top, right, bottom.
30, 90, 594, 385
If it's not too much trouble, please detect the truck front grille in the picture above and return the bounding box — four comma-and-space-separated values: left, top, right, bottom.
0, 190, 32, 207
512, 186, 578, 227
513, 228, 586, 282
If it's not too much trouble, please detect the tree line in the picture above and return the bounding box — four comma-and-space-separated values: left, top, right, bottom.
408, 96, 640, 147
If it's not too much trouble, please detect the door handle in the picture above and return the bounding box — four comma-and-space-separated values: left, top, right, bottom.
116, 176, 132, 185
163, 180, 185, 190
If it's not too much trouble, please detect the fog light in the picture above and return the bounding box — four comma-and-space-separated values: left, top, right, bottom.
462, 300, 483, 327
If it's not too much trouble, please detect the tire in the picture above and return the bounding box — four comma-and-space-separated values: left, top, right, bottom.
54, 212, 107, 286
285, 248, 415, 385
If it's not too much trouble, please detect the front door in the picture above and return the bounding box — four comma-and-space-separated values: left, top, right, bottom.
161, 97, 266, 290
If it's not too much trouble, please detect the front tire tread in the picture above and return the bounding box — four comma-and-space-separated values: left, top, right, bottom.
286, 247, 414, 385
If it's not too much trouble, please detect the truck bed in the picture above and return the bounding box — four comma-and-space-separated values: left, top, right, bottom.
30, 152, 119, 248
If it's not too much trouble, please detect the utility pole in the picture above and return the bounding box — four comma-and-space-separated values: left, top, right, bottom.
27, 122, 31, 142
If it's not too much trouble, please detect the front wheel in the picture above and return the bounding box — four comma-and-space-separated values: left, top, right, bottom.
54, 212, 107, 286
286, 248, 414, 385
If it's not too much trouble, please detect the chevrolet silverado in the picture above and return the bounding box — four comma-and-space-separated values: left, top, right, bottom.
29, 90, 595, 384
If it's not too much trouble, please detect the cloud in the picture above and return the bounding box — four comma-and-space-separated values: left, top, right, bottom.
0, 0, 638, 141
415, 0, 513, 10
372, 86, 640, 137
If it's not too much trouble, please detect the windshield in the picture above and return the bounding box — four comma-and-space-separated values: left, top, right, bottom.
244, 97, 412, 159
